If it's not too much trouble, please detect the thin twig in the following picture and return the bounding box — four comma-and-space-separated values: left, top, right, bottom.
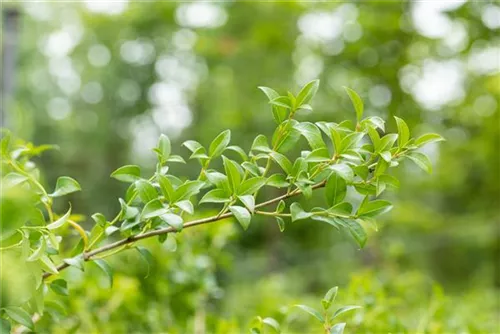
42, 180, 326, 279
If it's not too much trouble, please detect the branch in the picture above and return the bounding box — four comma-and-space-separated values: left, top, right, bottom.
43, 180, 327, 279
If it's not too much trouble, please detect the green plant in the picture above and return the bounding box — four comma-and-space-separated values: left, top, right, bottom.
0, 80, 443, 331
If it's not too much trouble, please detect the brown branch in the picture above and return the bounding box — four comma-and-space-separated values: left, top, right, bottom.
43, 180, 326, 279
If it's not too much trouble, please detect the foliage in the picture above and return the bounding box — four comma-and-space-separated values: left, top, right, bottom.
0, 81, 442, 331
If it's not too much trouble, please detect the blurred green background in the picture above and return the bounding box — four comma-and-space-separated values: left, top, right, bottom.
2, 1, 499, 332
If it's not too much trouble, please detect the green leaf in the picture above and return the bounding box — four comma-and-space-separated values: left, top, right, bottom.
322, 286, 338, 310
276, 200, 286, 213
406, 152, 432, 174
330, 127, 342, 154
136, 246, 154, 277
394, 116, 410, 148
200, 189, 230, 204
377, 134, 398, 153
251, 135, 272, 153
154, 134, 171, 163
273, 125, 301, 153
135, 180, 157, 203
266, 174, 289, 188
238, 195, 255, 212
294, 305, 324, 323
1, 317, 11, 333
269, 152, 292, 174
262, 317, 281, 333
329, 164, 354, 183
205, 171, 231, 193
326, 172, 347, 207
158, 175, 175, 201
182, 140, 203, 153
91, 213, 107, 227
290, 203, 312, 222
94, 259, 113, 288
332, 306, 362, 319
378, 174, 400, 189
340, 132, 364, 153
258, 86, 280, 101
344, 87, 364, 122
27, 238, 46, 262
4, 307, 34, 331
242, 162, 262, 176
341, 218, 367, 248
225, 145, 248, 161
160, 213, 183, 231
330, 322, 346, 334
50, 279, 68, 296
175, 200, 194, 215
209, 130, 231, 157
111, 165, 141, 183
306, 148, 330, 162
223, 156, 242, 192
2, 172, 28, 188
173, 180, 205, 201
415, 133, 445, 147
295, 122, 326, 150
229, 205, 251, 230
379, 151, 391, 162
238, 177, 266, 195
296, 79, 320, 106
47, 205, 71, 230
269, 96, 291, 109
40, 255, 59, 274
141, 199, 169, 220
63, 255, 84, 271
276, 217, 285, 232
119, 198, 139, 220
357, 200, 393, 218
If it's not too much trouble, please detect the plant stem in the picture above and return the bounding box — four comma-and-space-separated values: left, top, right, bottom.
255, 210, 291, 218
42, 179, 327, 279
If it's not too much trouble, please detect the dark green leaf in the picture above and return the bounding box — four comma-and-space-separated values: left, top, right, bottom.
341, 218, 367, 248
326, 172, 347, 207
50, 279, 68, 296
94, 259, 113, 288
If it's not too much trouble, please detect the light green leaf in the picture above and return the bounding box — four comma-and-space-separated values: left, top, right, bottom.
251, 135, 272, 153
262, 317, 281, 333
40, 255, 59, 274
296, 79, 320, 106
330, 322, 346, 334
175, 200, 194, 215
158, 175, 175, 201
332, 306, 362, 319
329, 164, 354, 183
47, 205, 71, 230
380, 151, 392, 162
238, 195, 255, 212
94, 259, 113, 288
111, 165, 141, 183
3, 172, 28, 188
182, 140, 203, 153
407, 152, 432, 174
322, 286, 338, 310
340, 132, 364, 153
326, 172, 347, 206
209, 130, 231, 157
377, 133, 398, 152
276, 200, 286, 213
135, 180, 158, 203
341, 218, 367, 248
4, 307, 34, 331
290, 203, 312, 222
229, 205, 251, 230
141, 199, 169, 220
223, 156, 242, 192
415, 133, 445, 147
63, 255, 84, 271
258, 86, 280, 101
27, 237, 46, 262
200, 189, 230, 204
205, 171, 231, 193
378, 174, 400, 189
173, 180, 205, 201
266, 174, 289, 188
155, 134, 171, 162
119, 198, 139, 220
225, 145, 248, 161
91, 213, 107, 227
160, 213, 183, 231
269, 152, 292, 174
242, 162, 262, 176
276, 217, 285, 232
306, 148, 330, 162
238, 177, 266, 196
269, 96, 292, 109
294, 304, 324, 323
344, 87, 364, 122
136, 246, 154, 277
295, 122, 326, 150
357, 200, 393, 218
394, 116, 410, 148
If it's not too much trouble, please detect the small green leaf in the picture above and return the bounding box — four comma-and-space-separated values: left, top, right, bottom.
3, 172, 28, 188
182, 140, 203, 153
344, 87, 364, 122
269, 152, 292, 174
293, 305, 324, 323
262, 317, 281, 333
155, 134, 171, 162
4, 307, 34, 331
50, 279, 68, 296
357, 200, 393, 218
40, 255, 59, 274
136, 246, 154, 277
242, 162, 262, 176
47, 205, 71, 230
238, 177, 266, 195
394, 116, 410, 148
266, 174, 289, 188
223, 156, 242, 192
290, 203, 312, 222
209, 130, 231, 157
322, 286, 338, 310
91, 213, 107, 227
296, 79, 320, 107
340, 132, 364, 153
258, 86, 280, 101
158, 175, 175, 201
111, 165, 141, 183
276, 217, 285, 232
269, 96, 292, 109
175, 200, 194, 215
200, 189, 230, 204
341, 218, 367, 248
329, 164, 354, 183
173, 180, 205, 201
94, 259, 113, 288
141, 199, 169, 220
332, 306, 362, 319
225, 145, 248, 161
330, 322, 346, 334
229, 205, 251, 230
251, 135, 272, 153
276, 200, 285, 213
306, 148, 330, 162
135, 180, 157, 203
326, 172, 347, 206
415, 133, 445, 147
160, 213, 183, 231
119, 198, 139, 220
27, 238, 46, 262
406, 152, 432, 174
295, 122, 326, 150
238, 195, 255, 212
377, 133, 398, 152
378, 174, 400, 189
63, 255, 84, 271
